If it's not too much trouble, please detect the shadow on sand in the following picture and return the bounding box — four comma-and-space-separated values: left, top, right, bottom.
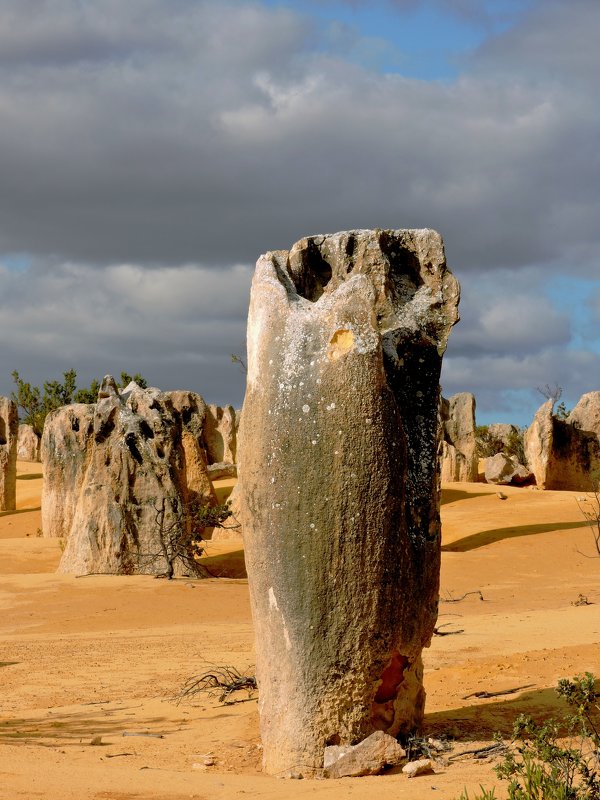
0, 705, 180, 747
442, 521, 589, 553
0, 506, 41, 518
425, 685, 563, 740
16, 473, 43, 481
201, 549, 247, 579
441, 488, 490, 506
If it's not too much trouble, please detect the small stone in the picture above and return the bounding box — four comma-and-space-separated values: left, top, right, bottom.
402, 758, 434, 778
427, 737, 446, 752
484, 452, 533, 486
323, 744, 353, 768
90, 735, 103, 746
496, 492, 507, 500
324, 731, 406, 778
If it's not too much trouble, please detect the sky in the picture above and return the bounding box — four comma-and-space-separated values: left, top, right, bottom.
0, 0, 599, 426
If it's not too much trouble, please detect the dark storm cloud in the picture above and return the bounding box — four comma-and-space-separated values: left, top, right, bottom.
449, 288, 570, 358
1, 0, 599, 418
0, 260, 251, 404
0, 0, 597, 275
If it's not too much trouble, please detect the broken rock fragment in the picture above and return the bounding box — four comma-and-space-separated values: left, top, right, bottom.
324, 731, 406, 778
402, 757, 434, 778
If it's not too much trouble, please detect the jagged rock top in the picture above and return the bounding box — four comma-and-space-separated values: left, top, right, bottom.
248, 228, 459, 391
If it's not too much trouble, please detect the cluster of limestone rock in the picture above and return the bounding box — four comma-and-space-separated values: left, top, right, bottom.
41, 376, 238, 575
440, 390, 600, 491
525, 392, 600, 490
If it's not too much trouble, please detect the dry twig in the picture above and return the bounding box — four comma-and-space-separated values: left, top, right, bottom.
177, 665, 257, 705
462, 684, 535, 700
448, 742, 507, 761
434, 623, 464, 636
440, 590, 485, 603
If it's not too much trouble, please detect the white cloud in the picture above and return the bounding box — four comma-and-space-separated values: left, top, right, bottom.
0, 261, 251, 403
0, 0, 599, 422
0, 0, 596, 275
449, 280, 571, 357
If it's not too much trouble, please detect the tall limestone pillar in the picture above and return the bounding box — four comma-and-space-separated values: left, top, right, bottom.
238, 229, 460, 776
0, 397, 18, 512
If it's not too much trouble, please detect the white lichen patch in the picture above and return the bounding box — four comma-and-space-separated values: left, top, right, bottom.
283, 624, 292, 651
268, 587, 279, 612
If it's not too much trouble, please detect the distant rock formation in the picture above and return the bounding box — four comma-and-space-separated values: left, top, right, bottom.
524, 397, 600, 490
568, 391, 600, 435
484, 452, 533, 486
42, 377, 218, 576
440, 392, 478, 482
238, 228, 459, 776
17, 424, 41, 462
41, 403, 95, 540
487, 423, 520, 449
204, 404, 237, 465
0, 397, 18, 511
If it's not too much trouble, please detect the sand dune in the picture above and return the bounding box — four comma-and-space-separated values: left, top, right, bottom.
0, 462, 598, 799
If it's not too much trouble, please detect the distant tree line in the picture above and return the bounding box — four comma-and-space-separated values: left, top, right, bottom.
11, 369, 147, 437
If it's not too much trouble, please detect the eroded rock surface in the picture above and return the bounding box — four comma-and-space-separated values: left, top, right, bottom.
42, 378, 216, 575
324, 731, 406, 778
484, 452, 533, 486
205, 404, 237, 464
41, 404, 95, 540
568, 392, 600, 437
17, 424, 41, 462
440, 393, 477, 482
0, 397, 18, 511
238, 228, 459, 775
524, 399, 600, 490
488, 423, 520, 449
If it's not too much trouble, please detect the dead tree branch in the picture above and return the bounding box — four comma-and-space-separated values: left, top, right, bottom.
176, 665, 257, 705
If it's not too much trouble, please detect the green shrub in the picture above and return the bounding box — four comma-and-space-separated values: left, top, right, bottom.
504, 427, 526, 465
475, 425, 502, 458
456, 674, 599, 800
11, 369, 147, 436
457, 787, 497, 799
475, 424, 526, 464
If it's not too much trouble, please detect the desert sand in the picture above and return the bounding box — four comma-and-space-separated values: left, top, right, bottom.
1, 460, 599, 799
